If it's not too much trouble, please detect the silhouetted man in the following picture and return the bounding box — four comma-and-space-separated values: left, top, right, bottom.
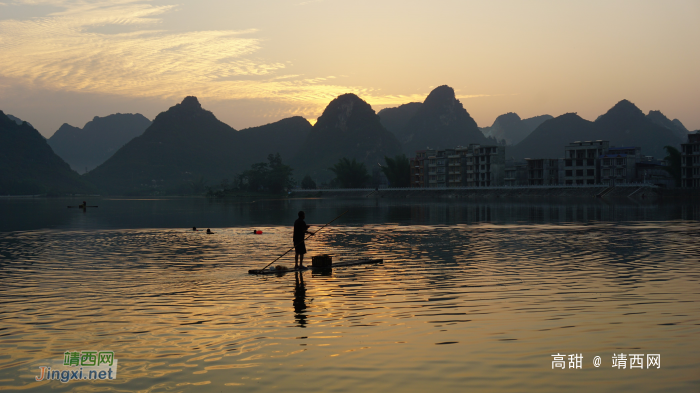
293, 211, 313, 269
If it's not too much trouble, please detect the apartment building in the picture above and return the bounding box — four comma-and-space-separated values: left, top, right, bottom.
461, 144, 506, 187
410, 150, 427, 188
563, 140, 609, 185
635, 157, 674, 188
505, 160, 528, 186
446, 148, 463, 187
599, 146, 642, 185
681, 133, 700, 188
525, 158, 562, 185
409, 144, 505, 188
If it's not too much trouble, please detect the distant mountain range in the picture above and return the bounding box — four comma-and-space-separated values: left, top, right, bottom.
646, 110, 688, 141
6, 114, 29, 127
480, 113, 553, 145
293, 93, 401, 181
85, 97, 243, 194
47, 113, 152, 173
84, 97, 313, 194
378, 85, 493, 154
0, 87, 693, 195
377, 102, 422, 139
0, 111, 91, 195
510, 100, 686, 159
238, 116, 312, 165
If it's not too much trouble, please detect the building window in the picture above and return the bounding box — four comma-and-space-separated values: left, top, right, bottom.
587, 169, 594, 176
587, 159, 594, 166
576, 170, 583, 176
566, 170, 572, 176
576, 160, 583, 167
566, 159, 572, 167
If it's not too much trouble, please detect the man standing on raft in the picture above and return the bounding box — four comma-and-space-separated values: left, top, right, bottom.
294, 211, 313, 269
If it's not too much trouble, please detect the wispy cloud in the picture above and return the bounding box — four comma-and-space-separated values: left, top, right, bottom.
0, 0, 489, 120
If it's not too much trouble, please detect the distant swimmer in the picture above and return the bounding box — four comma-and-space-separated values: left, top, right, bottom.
206, 228, 214, 234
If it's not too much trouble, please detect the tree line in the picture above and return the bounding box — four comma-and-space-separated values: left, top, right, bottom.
205, 153, 411, 196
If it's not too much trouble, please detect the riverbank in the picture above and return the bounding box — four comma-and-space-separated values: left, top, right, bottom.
290, 184, 675, 201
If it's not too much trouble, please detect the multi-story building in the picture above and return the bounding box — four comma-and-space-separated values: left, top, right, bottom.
410, 150, 427, 188
409, 144, 505, 188
681, 133, 700, 188
599, 146, 642, 185
563, 140, 609, 185
635, 157, 674, 188
461, 144, 506, 187
525, 158, 562, 185
446, 148, 463, 187
422, 149, 442, 188
505, 160, 528, 186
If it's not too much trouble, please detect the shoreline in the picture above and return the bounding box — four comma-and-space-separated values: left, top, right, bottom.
291, 185, 700, 202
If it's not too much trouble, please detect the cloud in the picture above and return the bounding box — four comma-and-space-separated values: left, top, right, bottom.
0, 0, 490, 122
0, 1, 283, 96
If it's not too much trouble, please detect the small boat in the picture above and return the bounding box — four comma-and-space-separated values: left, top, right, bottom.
248, 258, 383, 275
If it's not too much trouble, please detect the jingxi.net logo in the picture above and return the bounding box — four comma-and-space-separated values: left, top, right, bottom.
35, 351, 117, 383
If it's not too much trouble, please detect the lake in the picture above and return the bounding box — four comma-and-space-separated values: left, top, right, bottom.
0, 197, 698, 392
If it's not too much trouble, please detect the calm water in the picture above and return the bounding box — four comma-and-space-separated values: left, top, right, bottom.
0, 197, 699, 392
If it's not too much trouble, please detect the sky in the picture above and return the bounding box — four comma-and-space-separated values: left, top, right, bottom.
0, 0, 698, 137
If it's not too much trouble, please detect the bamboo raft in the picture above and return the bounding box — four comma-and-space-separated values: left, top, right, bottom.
248, 258, 383, 275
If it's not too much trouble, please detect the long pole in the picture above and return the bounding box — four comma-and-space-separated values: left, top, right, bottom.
259, 209, 349, 271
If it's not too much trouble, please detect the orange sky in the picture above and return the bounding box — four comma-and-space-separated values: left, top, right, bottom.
0, 0, 698, 136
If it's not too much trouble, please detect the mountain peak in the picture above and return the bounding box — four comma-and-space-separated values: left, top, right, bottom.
610, 99, 643, 115
423, 85, 456, 107
315, 93, 376, 133
647, 110, 670, 121
493, 112, 522, 127
596, 99, 645, 124
180, 96, 202, 110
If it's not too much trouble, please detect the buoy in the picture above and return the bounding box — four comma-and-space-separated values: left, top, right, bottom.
253, 230, 263, 234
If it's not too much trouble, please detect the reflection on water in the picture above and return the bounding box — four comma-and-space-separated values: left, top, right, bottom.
0, 198, 698, 392
1, 197, 700, 232
294, 272, 307, 328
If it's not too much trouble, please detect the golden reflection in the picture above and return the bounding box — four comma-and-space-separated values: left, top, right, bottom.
293, 271, 308, 328
1, 212, 699, 392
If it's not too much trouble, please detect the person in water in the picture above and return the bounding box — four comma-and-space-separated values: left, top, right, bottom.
79, 201, 87, 208
192, 227, 198, 231
293, 211, 313, 269
206, 229, 214, 234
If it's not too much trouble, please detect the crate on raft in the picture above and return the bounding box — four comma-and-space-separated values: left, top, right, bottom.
311, 254, 332, 269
